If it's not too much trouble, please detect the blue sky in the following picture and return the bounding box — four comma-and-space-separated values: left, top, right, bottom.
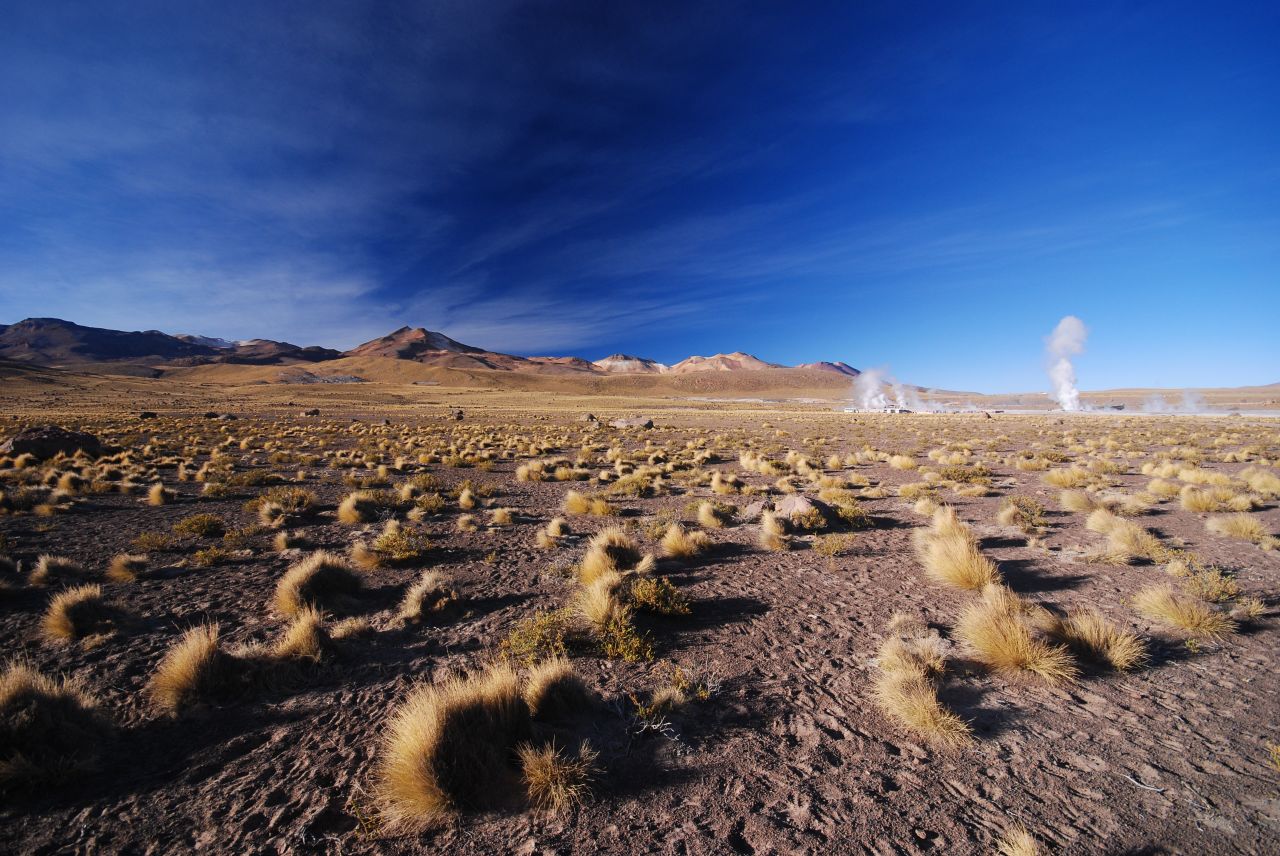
1, 1, 1277, 392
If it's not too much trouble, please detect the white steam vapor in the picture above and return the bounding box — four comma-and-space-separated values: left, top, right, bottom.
1142, 391, 1209, 414
1045, 315, 1088, 411
852, 367, 926, 411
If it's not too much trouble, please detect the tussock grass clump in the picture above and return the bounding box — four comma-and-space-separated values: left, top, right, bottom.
888, 455, 917, 471
629, 575, 691, 615
563, 490, 613, 517
148, 624, 232, 713
146, 483, 175, 506
172, 513, 225, 538
523, 657, 592, 720
1133, 585, 1236, 640
920, 536, 999, 590
29, 555, 84, 585
812, 533, 855, 559
106, 553, 147, 583
578, 527, 649, 584
41, 585, 119, 642
399, 571, 459, 623
274, 551, 362, 617
1087, 509, 1161, 562
272, 530, 306, 551
0, 663, 107, 790
955, 586, 1078, 683
502, 609, 574, 664
536, 517, 569, 549
1239, 466, 1280, 497
1206, 513, 1269, 544
1053, 608, 1146, 671
914, 509, 998, 590
659, 524, 710, 559
696, 500, 731, 529
1179, 485, 1223, 513
873, 617, 970, 748
1059, 489, 1098, 513
353, 520, 431, 569
758, 510, 790, 552
913, 497, 939, 516
518, 741, 598, 813
266, 607, 332, 662
337, 489, 396, 524
997, 824, 1040, 856
1043, 466, 1091, 488
574, 574, 654, 662
375, 664, 532, 830
997, 496, 1046, 533
131, 531, 177, 553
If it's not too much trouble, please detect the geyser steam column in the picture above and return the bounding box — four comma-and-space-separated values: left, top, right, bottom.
1045, 315, 1088, 411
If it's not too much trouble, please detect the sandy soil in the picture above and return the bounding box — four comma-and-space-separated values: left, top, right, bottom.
0, 383, 1277, 855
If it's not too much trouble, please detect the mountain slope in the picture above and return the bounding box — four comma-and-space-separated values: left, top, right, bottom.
592, 354, 668, 374
797, 361, 860, 377
344, 326, 484, 359
669, 352, 780, 373
0, 318, 218, 365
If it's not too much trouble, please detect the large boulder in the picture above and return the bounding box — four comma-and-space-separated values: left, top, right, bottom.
740, 499, 773, 523
774, 494, 833, 530
0, 425, 104, 459
609, 417, 654, 429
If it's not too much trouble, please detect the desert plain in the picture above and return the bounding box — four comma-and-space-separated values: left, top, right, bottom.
0, 366, 1277, 855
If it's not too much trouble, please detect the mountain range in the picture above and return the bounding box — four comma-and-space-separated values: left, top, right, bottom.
0, 318, 862, 380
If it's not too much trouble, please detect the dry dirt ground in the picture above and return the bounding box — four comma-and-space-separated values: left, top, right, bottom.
0, 381, 1277, 855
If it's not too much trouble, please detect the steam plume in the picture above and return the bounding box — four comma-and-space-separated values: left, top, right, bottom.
851, 367, 927, 411
1045, 316, 1087, 411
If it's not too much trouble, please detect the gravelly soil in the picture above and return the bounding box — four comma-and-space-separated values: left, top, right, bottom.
0, 401, 1277, 855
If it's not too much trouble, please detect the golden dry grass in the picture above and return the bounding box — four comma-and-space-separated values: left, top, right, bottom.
148, 624, 229, 714
146, 483, 173, 506
106, 553, 147, 583
997, 824, 1039, 856
337, 490, 386, 524
1059, 489, 1098, 513
28, 554, 84, 585
1133, 585, 1236, 639
40, 584, 114, 642
919, 534, 1000, 590
578, 527, 643, 584
955, 587, 1078, 683
399, 571, 458, 623
757, 510, 789, 551
873, 670, 971, 748
1043, 466, 1091, 488
563, 490, 605, 516
697, 501, 727, 529
873, 623, 970, 748
659, 523, 711, 559
573, 572, 627, 629
274, 551, 361, 617
1054, 608, 1146, 671
1205, 513, 1268, 543
263, 607, 332, 662
523, 657, 592, 720
518, 741, 598, 813
0, 663, 105, 790
375, 663, 531, 830
1179, 485, 1221, 513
